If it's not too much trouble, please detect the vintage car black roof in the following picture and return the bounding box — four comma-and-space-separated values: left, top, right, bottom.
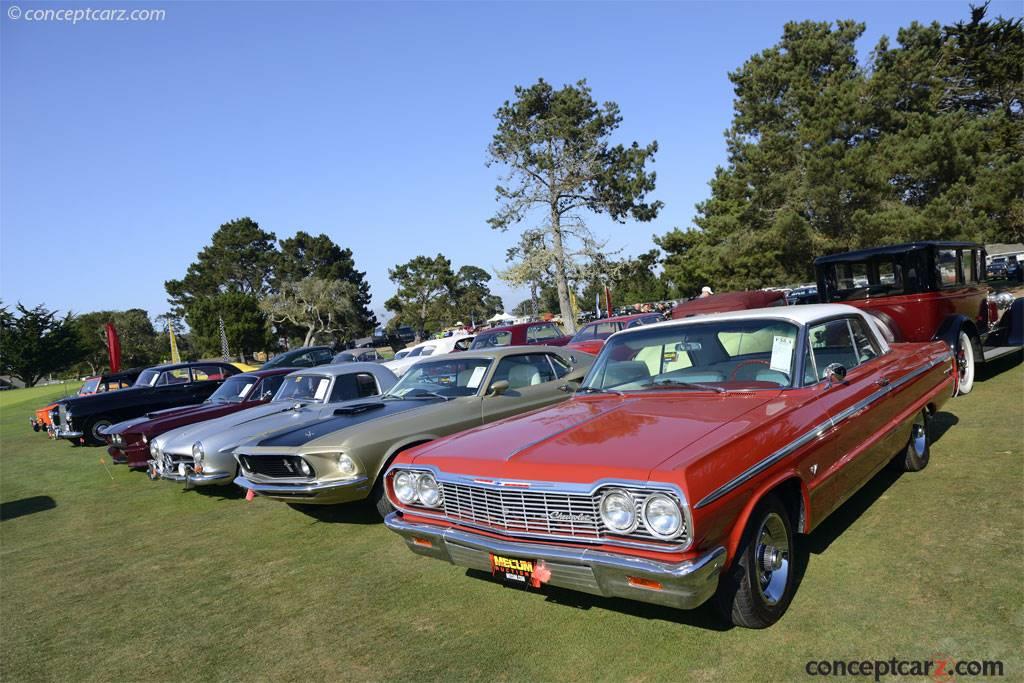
814, 241, 982, 265
144, 360, 236, 372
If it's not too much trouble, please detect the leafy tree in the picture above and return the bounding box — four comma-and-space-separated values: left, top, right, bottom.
510, 299, 534, 317
384, 255, 455, 341
451, 266, 503, 326
488, 78, 662, 332
73, 309, 161, 374
259, 277, 359, 347
276, 231, 375, 335
659, 6, 1023, 292
580, 250, 668, 309
0, 303, 84, 386
165, 218, 277, 357
185, 293, 269, 360
165, 217, 278, 310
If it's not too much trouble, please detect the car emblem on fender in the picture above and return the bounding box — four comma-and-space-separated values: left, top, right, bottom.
304, 430, 314, 439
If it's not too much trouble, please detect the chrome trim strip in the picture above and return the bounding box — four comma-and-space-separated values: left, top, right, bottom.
695, 352, 951, 509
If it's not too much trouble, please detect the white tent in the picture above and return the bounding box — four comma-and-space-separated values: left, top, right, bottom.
487, 312, 514, 323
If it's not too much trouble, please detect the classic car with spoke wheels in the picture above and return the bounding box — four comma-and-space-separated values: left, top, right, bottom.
30, 368, 141, 434
384, 304, 954, 628
54, 362, 241, 445
102, 368, 295, 467
147, 364, 397, 488
233, 346, 593, 514
814, 241, 1023, 395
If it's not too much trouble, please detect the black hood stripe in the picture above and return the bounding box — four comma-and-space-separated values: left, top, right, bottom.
256, 399, 425, 447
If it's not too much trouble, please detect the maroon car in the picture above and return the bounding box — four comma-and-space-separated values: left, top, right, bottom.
814, 241, 1023, 395
469, 321, 572, 349
103, 368, 294, 467
671, 290, 786, 319
565, 312, 665, 355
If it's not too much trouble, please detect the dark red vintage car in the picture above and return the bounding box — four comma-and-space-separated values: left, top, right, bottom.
565, 312, 665, 355
470, 321, 572, 349
384, 304, 954, 628
815, 241, 1023, 395
671, 290, 786, 319
103, 368, 293, 467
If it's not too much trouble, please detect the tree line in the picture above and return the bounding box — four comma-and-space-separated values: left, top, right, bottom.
3, 5, 1018, 384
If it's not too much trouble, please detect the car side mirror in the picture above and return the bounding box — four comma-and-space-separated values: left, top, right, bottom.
488, 380, 510, 396
824, 363, 847, 386
564, 366, 588, 383
559, 380, 581, 393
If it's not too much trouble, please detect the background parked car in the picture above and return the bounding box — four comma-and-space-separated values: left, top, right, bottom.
147, 363, 397, 487
381, 335, 472, 376
333, 348, 385, 363
566, 312, 664, 355
54, 362, 240, 445
102, 367, 294, 467
234, 346, 594, 514
31, 368, 141, 433
261, 345, 335, 370
469, 321, 572, 349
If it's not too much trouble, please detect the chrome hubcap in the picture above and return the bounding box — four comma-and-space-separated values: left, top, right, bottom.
755, 512, 790, 606
910, 413, 927, 458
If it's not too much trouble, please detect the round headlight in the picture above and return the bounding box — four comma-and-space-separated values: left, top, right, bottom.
416, 473, 443, 508
142, 434, 148, 445
599, 489, 637, 532
337, 454, 358, 477
192, 442, 205, 464
150, 441, 161, 458
393, 470, 418, 505
299, 459, 311, 476
642, 494, 683, 538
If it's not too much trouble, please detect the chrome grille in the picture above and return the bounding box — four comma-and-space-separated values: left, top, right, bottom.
437, 482, 688, 548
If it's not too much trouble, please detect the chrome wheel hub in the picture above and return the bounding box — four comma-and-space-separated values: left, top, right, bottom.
755, 512, 790, 606
910, 414, 927, 457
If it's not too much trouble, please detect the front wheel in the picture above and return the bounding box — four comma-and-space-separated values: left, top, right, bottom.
955, 331, 977, 396
85, 418, 113, 446
715, 495, 798, 629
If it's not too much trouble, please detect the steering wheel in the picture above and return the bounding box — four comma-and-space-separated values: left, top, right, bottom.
729, 359, 770, 381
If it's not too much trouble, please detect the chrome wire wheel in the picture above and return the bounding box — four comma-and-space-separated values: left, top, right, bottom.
755, 512, 790, 606
955, 331, 975, 395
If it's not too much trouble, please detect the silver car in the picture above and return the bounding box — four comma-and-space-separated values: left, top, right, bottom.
147, 363, 397, 488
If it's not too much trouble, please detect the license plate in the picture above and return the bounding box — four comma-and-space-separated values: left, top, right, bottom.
490, 553, 549, 588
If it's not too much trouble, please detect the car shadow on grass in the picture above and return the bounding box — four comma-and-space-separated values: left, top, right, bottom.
190, 484, 248, 501
285, 501, 382, 525
976, 348, 1022, 384
1, 495, 57, 521
463, 568, 733, 631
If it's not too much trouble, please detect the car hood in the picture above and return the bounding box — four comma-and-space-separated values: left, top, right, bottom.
62, 385, 150, 412
159, 401, 307, 454
406, 392, 779, 484
115, 401, 257, 437
243, 398, 432, 449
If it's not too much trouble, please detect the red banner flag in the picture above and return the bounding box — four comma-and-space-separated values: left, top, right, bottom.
105, 322, 121, 373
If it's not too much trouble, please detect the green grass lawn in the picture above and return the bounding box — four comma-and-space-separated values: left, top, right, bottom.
1, 359, 1022, 682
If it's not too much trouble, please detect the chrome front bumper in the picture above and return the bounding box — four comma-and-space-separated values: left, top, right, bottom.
147, 460, 234, 489
384, 513, 726, 610
233, 474, 371, 503
53, 427, 83, 440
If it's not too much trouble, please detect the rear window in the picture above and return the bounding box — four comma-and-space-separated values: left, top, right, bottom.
527, 323, 563, 342
470, 331, 512, 349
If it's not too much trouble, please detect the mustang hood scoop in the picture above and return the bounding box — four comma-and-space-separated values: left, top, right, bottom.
334, 402, 386, 416
254, 399, 422, 448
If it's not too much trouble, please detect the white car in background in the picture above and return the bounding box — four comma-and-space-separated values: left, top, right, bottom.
381, 334, 473, 377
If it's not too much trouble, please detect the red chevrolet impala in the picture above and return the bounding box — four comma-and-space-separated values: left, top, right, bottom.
383, 304, 954, 628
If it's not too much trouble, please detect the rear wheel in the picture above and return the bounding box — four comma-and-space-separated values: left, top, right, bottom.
892, 409, 930, 472
955, 331, 977, 396
715, 495, 798, 629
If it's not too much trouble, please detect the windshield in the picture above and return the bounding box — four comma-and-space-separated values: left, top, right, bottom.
393, 350, 409, 360
135, 369, 160, 387
80, 378, 100, 394
208, 376, 256, 403
273, 374, 332, 403
571, 321, 622, 343
583, 319, 800, 392
385, 357, 492, 399
334, 352, 357, 362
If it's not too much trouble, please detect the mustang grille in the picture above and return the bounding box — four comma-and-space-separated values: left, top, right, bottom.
437, 482, 688, 547
239, 455, 313, 479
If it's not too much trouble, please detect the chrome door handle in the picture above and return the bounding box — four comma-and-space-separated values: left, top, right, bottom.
876, 377, 891, 387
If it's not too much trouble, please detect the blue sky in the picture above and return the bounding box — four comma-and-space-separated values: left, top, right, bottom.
2, 0, 1018, 323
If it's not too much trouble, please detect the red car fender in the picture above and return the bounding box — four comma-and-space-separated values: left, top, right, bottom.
722, 471, 810, 569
